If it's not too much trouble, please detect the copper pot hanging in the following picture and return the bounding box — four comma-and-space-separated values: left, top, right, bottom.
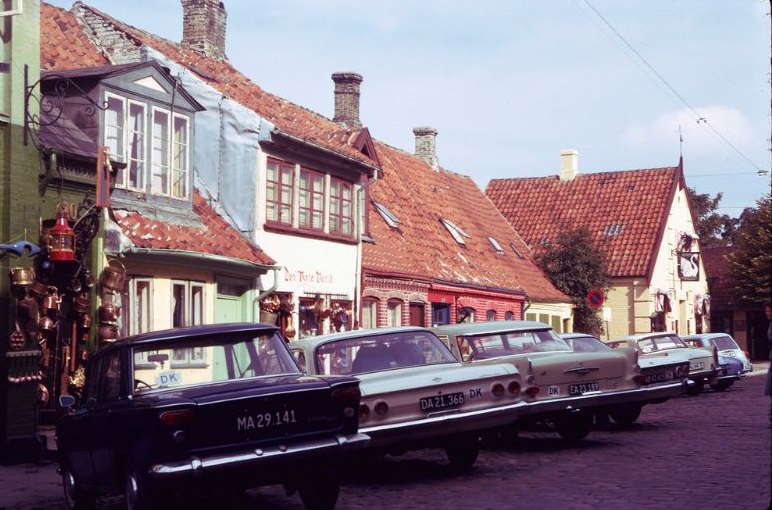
99, 259, 126, 292
98, 303, 120, 322
9, 267, 34, 288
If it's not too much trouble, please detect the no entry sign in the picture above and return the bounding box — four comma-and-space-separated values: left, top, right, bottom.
586, 289, 604, 309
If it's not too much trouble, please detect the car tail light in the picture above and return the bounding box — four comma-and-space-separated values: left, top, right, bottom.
159, 409, 194, 428
359, 403, 370, 420
674, 363, 690, 378
524, 386, 539, 398
492, 383, 505, 397
633, 374, 646, 385
332, 386, 361, 404
508, 381, 521, 397
374, 400, 389, 416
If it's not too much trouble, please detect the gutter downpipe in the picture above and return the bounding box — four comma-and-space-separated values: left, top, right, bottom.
254, 266, 281, 322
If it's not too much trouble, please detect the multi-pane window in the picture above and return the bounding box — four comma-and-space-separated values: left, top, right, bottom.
299, 169, 324, 231
362, 299, 377, 329
105, 94, 187, 198
119, 277, 152, 338
387, 300, 402, 327
330, 178, 353, 237
171, 281, 205, 366
266, 159, 294, 225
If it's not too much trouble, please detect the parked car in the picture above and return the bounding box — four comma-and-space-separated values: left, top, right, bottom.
432, 321, 679, 442
290, 326, 524, 469
56, 323, 368, 510
682, 333, 752, 373
608, 332, 719, 395
709, 355, 744, 391
561, 332, 689, 424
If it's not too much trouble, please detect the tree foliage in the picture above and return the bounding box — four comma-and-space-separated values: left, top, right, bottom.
726, 193, 771, 307
536, 226, 610, 337
686, 186, 738, 247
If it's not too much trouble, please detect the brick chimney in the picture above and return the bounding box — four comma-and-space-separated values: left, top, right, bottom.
331, 72, 363, 129
413, 127, 439, 170
181, 0, 227, 60
560, 149, 578, 182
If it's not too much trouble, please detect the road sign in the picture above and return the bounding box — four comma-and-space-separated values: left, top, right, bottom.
586, 289, 604, 309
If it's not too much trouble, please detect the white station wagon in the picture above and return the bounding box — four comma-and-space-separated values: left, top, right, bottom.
433, 321, 684, 441
290, 327, 525, 469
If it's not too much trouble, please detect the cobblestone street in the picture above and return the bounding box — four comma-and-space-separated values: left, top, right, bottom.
3, 366, 769, 510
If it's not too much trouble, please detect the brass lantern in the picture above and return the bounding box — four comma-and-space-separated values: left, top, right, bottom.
49, 207, 76, 262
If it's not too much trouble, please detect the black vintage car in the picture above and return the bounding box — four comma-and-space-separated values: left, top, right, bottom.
56, 323, 367, 510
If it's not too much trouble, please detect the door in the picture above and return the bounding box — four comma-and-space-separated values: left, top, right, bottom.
215, 278, 250, 323
409, 303, 425, 327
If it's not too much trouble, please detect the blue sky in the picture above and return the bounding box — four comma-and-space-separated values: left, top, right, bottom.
46, 0, 771, 216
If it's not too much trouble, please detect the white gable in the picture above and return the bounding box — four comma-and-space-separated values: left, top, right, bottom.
134, 75, 167, 93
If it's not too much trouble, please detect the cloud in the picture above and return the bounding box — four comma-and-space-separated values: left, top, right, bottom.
622, 106, 755, 155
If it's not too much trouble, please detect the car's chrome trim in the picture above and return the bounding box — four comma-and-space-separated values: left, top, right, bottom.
359, 400, 527, 444
147, 433, 370, 477
517, 379, 687, 416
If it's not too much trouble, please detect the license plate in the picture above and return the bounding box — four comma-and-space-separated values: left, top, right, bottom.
420, 392, 464, 411
690, 361, 705, 370
568, 381, 599, 395
644, 370, 674, 384
236, 408, 299, 432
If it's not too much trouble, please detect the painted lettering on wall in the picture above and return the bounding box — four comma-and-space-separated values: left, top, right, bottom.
282, 267, 334, 285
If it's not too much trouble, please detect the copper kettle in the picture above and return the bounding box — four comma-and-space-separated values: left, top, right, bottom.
98, 303, 120, 322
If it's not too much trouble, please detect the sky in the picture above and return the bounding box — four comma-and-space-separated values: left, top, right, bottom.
46, 0, 771, 216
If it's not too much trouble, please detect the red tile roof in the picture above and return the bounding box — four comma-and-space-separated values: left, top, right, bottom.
485, 166, 683, 278
41, 2, 377, 169
364, 142, 569, 303
701, 246, 736, 309
112, 191, 275, 266
41, 3, 109, 70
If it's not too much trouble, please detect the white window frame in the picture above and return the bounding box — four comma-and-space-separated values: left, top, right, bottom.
171, 112, 190, 200
387, 300, 402, 327
104, 92, 126, 175
126, 99, 147, 192
171, 281, 206, 367
151, 106, 171, 197
362, 299, 377, 329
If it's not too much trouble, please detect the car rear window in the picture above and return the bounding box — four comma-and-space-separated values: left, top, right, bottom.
132, 332, 300, 393
713, 336, 739, 350
462, 329, 571, 359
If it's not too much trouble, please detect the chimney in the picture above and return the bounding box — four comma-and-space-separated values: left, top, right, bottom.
560, 149, 578, 182
331, 72, 363, 129
181, 0, 227, 60
413, 127, 439, 170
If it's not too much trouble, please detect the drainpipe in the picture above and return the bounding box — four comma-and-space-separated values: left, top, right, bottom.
253, 266, 281, 321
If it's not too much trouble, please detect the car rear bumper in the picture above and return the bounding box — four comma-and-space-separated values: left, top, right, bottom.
359, 400, 526, 447
516, 380, 687, 417
147, 432, 370, 478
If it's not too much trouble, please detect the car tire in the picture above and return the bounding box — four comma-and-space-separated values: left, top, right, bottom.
298, 468, 340, 510
62, 463, 96, 510
445, 435, 480, 470
555, 410, 593, 443
124, 465, 157, 510
609, 405, 643, 426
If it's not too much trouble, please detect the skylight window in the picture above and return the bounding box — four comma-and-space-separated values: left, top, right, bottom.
488, 237, 504, 254
373, 201, 400, 228
604, 224, 625, 236
441, 218, 470, 245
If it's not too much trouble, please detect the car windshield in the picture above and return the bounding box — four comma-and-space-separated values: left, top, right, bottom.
314, 330, 457, 375
568, 336, 613, 353
132, 332, 300, 393
461, 328, 571, 359
637, 334, 687, 353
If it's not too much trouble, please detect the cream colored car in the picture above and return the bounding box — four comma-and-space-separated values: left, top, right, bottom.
608, 332, 718, 395
290, 326, 524, 470
433, 321, 684, 441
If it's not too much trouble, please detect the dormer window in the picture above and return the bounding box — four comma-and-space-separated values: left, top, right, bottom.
104, 92, 190, 200
441, 218, 470, 245
488, 237, 504, 254
373, 201, 400, 228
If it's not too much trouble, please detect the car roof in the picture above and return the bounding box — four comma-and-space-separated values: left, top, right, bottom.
611, 332, 681, 342
432, 320, 552, 336
559, 333, 597, 340
681, 333, 733, 340
290, 326, 433, 350
97, 322, 280, 356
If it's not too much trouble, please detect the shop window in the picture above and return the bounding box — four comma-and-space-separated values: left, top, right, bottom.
299, 298, 321, 337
